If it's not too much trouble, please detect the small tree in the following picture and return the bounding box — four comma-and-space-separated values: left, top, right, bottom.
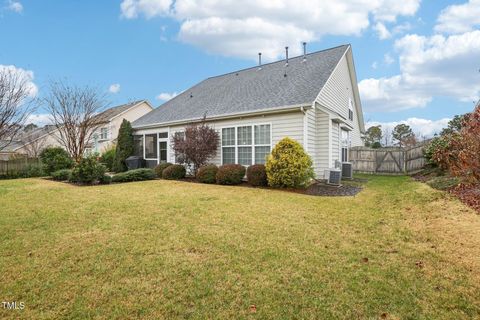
265, 137, 314, 188
440, 113, 470, 136
364, 125, 382, 147
113, 119, 134, 172
0, 67, 36, 151
171, 119, 219, 176
43, 81, 109, 162
392, 124, 414, 148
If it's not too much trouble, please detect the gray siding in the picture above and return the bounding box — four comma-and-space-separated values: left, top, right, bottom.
331, 121, 340, 166
315, 108, 330, 175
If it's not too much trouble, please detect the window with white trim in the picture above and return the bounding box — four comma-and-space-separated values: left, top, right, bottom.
221, 124, 271, 165
144, 134, 157, 159
341, 129, 349, 162
348, 98, 354, 121
100, 127, 108, 140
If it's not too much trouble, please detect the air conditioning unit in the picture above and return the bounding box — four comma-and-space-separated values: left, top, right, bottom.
325, 168, 341, 186
334, 160, 342, 169
341, 162, 353, 180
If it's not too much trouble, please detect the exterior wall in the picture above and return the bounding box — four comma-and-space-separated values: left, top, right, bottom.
134, 110, 305, 167
95, 102, 153, 152
331, 121, 340, 166
315, 108, 330, 176
315, 52, 363, 148
305, 107, 316, 169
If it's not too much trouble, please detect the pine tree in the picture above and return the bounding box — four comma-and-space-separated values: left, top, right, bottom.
113, 119, 134, 172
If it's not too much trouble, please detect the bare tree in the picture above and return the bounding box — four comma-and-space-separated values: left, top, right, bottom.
22, 132, 48, 158
0, 68, 36, 151
43, 81, 109, 162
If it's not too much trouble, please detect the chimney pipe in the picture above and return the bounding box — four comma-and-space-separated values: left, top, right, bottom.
303, 42, 307, 62
285, 46, 289, 66
258, 52, 262, 70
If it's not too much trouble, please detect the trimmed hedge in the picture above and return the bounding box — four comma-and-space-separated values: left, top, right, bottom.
51, 169, 72, 181
266, 137, 314, 188
162, 164, 186, 180
197, 165, 218, 184
112, 168, 156, 183
247, 164, 267, 186
216, 164, 245, 185
99, 174, 112, 185
155, 162, 173, 178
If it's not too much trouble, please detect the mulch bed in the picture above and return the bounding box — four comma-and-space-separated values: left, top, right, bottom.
449, 184, 480, 213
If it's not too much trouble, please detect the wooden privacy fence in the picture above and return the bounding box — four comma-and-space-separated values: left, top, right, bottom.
349, 142, 428, 175
0, 158, 40, 175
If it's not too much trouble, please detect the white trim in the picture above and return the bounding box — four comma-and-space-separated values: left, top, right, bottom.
132, 105, 309, 130
109, 100, 154, 122
220, 122, 272, 166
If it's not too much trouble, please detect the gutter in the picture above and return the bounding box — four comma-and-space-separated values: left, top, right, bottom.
132, 104, 312, 130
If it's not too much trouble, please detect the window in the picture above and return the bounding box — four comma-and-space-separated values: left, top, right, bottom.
341, 129, 349, 162
348, 98, 354, 121
158, 132, 168, 139
133, 135, 143, 157
159, 141, 167, 163
222, 124, 271, 165
144, 134, 157, 159
100, 127, 108, 140
254, 124, 271, 164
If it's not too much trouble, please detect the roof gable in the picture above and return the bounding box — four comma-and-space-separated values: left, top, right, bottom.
133, 45, 349, 128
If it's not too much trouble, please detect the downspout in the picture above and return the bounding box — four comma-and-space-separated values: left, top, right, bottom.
301, 106, 308, 155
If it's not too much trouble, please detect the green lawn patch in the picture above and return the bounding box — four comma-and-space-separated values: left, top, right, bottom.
0, 176, 479, 319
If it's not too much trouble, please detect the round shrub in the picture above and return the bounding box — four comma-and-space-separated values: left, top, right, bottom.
51, 169, 72, 181
111, 168, 156, 183
216, 164, 245, 185
265, 137, 314, 188
23, 163, 45, 178
162, 164, 186, 180
69, 156, 106, 184
39, 147, 74, 174
197, 165, 218, 184
247, 164, 267, 187
155, 162, 173, 178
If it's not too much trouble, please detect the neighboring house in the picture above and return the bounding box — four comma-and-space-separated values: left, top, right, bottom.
132, 44, 365, 177
0, 100, 153, 160
90, 100, 154, 153
0, 125, 59, 160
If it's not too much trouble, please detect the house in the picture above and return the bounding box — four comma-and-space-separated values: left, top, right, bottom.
89, 100, 154, 153
131, 44, 365, 177
0, 100, 153, 160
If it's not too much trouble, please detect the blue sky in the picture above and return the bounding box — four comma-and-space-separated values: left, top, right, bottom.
1, 0, 479, 136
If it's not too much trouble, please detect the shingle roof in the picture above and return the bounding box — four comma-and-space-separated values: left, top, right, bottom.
0, 140, 24, 152
0, 125, 58, 152
132, 45, 349, 128
95, 100, 145, 122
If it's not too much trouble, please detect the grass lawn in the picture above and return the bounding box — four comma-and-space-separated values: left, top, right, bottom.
1, 176, 479, 319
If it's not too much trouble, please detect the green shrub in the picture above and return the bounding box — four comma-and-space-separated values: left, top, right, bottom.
426, 176, 460, 190
112, 168, 156, 183
113, 120, 134, 172
99, 174, 112, 185
100, 147, 116, 171
216, 164, 245, 185
51, 169, 72, 181
265, 137, 314, 188
155, 162, 173, 178
197, 165, 218, 184
162, 164, 186, 180
23, 163, 45, 178
247, 164, 267, 187
39, 147, 74, 174
69, 156, 106, 184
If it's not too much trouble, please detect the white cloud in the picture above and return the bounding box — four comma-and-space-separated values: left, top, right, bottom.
156, 92, 177, 101
374, 22, 391, 40
6, 0, 23, 13
359, 30, 480, 111
383, 53, 394, 65
108, 83, 121, 94
26, 114, 52, 127
435, 0, 480, 34
0, 64, 38, 98
120, 0, 421, 60
371, 61, 378, 69
367, 117, 452, 138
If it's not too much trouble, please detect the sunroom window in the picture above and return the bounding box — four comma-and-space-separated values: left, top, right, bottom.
144, 134, 157, 159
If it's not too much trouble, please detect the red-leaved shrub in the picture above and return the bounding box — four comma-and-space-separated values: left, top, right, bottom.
216, 164, 245, 185
247, 164, 267, 187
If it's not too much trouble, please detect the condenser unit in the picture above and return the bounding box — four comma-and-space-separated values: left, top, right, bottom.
325, 168, 342, 186
341, 162, 353, 180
